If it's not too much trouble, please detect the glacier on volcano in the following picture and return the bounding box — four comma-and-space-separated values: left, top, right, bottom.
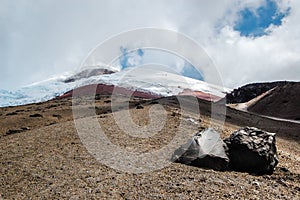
0, 64, 230, 107
0, 54, 230, 107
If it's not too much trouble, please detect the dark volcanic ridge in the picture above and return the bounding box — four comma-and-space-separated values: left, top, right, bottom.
225, 81, 300, 121
225, 81, 290, 104
248, 82, 300, 120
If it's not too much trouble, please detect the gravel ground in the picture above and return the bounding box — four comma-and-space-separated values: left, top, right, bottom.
0, 96, 299, 199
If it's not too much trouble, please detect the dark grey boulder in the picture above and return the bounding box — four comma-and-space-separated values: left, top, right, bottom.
172, 128, 229, 171
224, 127, 278, 174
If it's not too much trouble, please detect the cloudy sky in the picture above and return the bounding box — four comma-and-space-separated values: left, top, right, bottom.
1, 0, 299, 90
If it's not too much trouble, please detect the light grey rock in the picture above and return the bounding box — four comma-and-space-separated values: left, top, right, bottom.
172, 128, 229, 171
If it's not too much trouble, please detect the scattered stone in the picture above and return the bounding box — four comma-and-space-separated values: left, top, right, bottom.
5, 127, 30, 135
252, 181, 260, 187
277, 179, 288, 187
279, 167, 289, 173
95, 95, 102, 100
186, 118, 198, 125
29, 113, 43, 118
6, 129, 24, 135
52, 114, 62, 119
6, 112, 18, 116
45, 104, 58, 109
172, 128, 229, 171
46, 122, 56, 126
224, 127, 278, 175
149, 101, 159, 105
136, 105, 144, 109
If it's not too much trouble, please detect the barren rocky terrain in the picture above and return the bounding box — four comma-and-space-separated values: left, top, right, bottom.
0, 95, 299, 199
248, 82, 300, 120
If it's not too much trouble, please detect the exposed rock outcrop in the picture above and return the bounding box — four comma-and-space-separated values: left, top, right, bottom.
64, 68, 116, 83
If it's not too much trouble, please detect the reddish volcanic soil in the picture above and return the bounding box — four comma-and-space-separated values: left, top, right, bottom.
178, 89, 222, 102
58, 84, 223, 103
58, 84, 162, 99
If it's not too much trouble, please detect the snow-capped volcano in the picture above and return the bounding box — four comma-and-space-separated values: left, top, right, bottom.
0, 64, 230, 107
64, 64, 119, 83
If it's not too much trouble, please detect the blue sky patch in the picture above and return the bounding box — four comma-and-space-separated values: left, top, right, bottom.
119, 47, 144, 69
118, 47, 204, 81
234, 0, 290, 37
181, 62, 204, 81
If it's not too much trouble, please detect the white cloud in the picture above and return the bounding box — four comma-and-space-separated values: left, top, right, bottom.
0, 0, 299, 90
203, 0, 300, 88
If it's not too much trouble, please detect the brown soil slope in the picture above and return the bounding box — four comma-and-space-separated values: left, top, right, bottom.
0, 95, 299, 199
248, 82, 300, 120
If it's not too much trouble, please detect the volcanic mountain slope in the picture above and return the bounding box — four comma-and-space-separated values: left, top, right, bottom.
225, 81, 300, 121
63, 65, 118, 83
225, 81, 288, 104
0, 67, 229, 107
0, 93, 299, 199
248, 82, 300, 120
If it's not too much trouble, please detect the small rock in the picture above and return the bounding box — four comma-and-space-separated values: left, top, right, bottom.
149, 101, 159, 105
252, 181, 260, 187
29, 113, 43, 118
277, 178, 288, 187
223, 194, 231, 198
279, 167, 289, 173
6, 112, 18, 116
136, 105, 144, 109
6, 129, 24, 135
52, 114, 62, 119
45, 104, 57, 109
46, 122, 56, 126
95, 95, 101, 100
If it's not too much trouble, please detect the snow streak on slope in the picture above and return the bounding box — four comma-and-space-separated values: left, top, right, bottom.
0, 65, 103, 107
0, 76, 74, 107
0, 66, 230, 107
